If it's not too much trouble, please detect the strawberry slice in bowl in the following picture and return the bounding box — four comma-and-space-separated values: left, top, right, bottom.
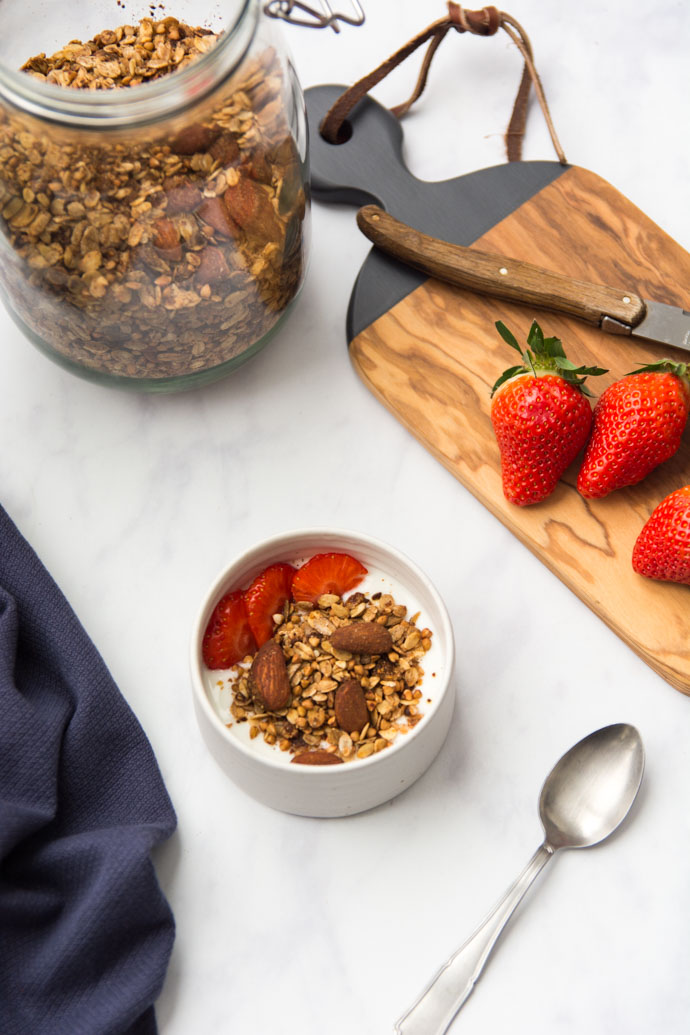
244, 562, 296, 646
290, 552, 368, 603
202, 590, 257, 670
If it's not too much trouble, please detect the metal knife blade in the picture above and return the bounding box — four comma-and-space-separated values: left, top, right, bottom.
602, 299, 690, 350
356, 205, 690, 355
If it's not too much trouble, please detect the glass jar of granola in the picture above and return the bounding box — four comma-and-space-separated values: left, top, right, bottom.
0, 1, 309, 390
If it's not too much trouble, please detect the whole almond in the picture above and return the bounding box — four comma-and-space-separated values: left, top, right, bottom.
243, 148, 272, 184
224, 177, 259, 228
225, 178, 280, 239
198, 196, 238, 239
152, 218, 182, 262
165, 182, 202, 215
249, 639, 291, 711
291, 750, 343, 766
330, 623, 393, 655
195, 246, 230, 286
334, 679, 369, 734
210, 131, 240, 167
169, 123, 220, 156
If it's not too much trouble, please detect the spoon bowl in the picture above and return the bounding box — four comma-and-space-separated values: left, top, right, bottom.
395, 723, 645, 1034
539, 723, 644, 850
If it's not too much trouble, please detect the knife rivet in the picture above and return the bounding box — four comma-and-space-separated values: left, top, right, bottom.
499, 267, 508, 275
623, 296, 631, 304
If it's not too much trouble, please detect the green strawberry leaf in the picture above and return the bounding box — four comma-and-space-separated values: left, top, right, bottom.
495, 321, 522, 353
543, 335, 565, 358
490, 365, 524, 397
554, 358, 608, 376
625, 359, 688, 378
527, 320, 545, 352
576, 365, 609, 376
524, 350, 538, 378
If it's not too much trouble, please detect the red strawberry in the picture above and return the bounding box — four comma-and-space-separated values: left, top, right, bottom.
490, 321, 606, 506
202, 590, 257, 669
291, 553, 368, 603
632, 485, 690, 584
244, 562, 296, 646
577, 361, 690, 498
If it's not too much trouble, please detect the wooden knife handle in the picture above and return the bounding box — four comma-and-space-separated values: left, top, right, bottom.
356, 205, 646, 328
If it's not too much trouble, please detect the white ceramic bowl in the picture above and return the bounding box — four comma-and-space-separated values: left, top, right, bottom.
190, 529, 455, 817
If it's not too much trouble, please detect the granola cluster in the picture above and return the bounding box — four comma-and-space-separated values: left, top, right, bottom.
225, 590, 434, 763
21, 18, 219, 87
0, 18, 307, 383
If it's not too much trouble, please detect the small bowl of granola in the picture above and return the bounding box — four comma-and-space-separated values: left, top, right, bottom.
190, 529, 455, 817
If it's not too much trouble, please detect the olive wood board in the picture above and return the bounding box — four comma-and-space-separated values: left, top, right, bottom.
305, 85, 690, 696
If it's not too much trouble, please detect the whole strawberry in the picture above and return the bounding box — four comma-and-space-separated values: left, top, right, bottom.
632, 485, 690, 584
577, 361, 690, 498
490, 321, 606, 506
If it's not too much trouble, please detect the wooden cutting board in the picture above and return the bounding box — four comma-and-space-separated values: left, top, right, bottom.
306, 85, 690, 696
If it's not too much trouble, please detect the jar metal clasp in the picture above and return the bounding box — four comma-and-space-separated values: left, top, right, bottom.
263, 0, 365, 33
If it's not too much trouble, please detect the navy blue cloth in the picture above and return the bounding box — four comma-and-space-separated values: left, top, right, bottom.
0, 505, 176, 1034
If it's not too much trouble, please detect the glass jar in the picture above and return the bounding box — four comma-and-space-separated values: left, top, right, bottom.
0, 0, 309, 391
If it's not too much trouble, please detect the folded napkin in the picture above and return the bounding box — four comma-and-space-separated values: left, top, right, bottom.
0, 505, 177, 1035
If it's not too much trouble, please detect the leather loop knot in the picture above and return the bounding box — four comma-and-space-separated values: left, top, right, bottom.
318, 3, 566, 164
448, 4, 501, 36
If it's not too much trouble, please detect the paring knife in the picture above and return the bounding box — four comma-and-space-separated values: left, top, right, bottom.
356, 205, 690, 352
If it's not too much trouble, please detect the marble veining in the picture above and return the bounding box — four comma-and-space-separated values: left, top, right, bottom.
0, 2, 688, 1033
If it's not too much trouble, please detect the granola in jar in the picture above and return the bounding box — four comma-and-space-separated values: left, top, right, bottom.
0, 12, 308, 388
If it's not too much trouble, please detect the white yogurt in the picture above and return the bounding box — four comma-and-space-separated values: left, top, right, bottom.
204, 560, 446, 765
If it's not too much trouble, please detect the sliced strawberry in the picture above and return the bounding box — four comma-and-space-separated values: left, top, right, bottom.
291, 553, 367, 604
202, 590, 257, 669
244, 562, 296, 646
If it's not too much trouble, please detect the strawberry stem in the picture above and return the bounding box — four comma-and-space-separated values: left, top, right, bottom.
491, 319, 608, 397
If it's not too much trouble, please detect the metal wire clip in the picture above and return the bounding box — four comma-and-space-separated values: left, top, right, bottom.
263, 0, 365, 33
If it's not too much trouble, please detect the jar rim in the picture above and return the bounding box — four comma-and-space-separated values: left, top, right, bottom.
0, 0, 259, 129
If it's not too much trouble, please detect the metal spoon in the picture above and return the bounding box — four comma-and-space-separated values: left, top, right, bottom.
394, 723, 645, 1034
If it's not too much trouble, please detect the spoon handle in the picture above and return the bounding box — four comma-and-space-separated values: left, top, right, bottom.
394, 843, 554, 1035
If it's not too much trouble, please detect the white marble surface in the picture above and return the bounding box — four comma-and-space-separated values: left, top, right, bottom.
2, 1, 690, 1032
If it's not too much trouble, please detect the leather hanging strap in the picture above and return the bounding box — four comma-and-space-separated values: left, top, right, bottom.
319, 3, 566, 164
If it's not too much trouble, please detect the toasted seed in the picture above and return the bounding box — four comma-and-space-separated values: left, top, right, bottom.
338, 733, 354, 757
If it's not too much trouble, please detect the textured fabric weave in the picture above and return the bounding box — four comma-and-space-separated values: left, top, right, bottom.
0, 505, 176, 1034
